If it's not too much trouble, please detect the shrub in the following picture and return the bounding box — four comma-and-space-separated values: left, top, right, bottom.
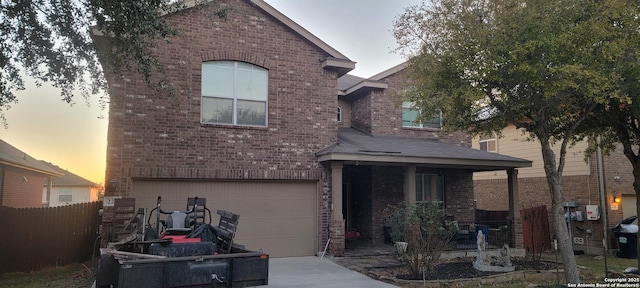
383, 202, 456, 279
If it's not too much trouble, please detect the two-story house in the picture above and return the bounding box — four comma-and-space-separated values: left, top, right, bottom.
95, 0, 531, 257
473, 124, 630, 254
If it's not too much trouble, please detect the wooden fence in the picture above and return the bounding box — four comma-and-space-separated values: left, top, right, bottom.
520, 205, 552, 254
0, 201, 102, 274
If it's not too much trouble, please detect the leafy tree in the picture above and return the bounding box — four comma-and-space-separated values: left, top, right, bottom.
0, 0, 226, 124
580, 0, 640, 270
393, 0, 625, 283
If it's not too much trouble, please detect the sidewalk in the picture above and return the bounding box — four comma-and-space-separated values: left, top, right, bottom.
267, 256, 398, 288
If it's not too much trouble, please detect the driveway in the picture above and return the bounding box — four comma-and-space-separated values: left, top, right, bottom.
267, 256, 397, 287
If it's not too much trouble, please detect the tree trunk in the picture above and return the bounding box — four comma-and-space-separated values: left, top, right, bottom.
540, 138, 581, 283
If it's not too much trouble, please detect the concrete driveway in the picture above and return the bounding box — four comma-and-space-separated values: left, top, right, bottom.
267, 256, 397, 287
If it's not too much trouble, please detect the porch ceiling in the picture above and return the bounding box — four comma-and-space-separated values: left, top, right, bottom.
316, 128, 532, 171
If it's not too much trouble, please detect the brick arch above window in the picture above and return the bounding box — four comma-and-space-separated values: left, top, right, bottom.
200, 51, 272, 70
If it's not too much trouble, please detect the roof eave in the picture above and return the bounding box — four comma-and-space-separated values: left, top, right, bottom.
343, 80, 388, 95
322, 57, 356, 77
317, 153, 532, 171
369, 62, 409, 81
0, 160, 64, 177
91, 0, 356, 71
250, 0, 353, 61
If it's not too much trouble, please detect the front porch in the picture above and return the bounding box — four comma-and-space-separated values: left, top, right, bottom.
316, 128, 532, 256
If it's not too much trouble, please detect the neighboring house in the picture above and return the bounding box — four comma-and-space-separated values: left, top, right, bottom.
0, 139, 63, 208
473, 124, 630, 253
94, 0, 531, 257
41, 162, 99, 207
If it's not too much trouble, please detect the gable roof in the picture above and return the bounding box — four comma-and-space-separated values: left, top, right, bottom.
40, 161, 96, 187
238, 0, 355, 75
338, 62, 408, 96
0, 140, 63, 177
92, 0, 355, 76
316, 128, 532, 171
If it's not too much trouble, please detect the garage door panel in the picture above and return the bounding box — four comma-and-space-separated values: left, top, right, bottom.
131, 181, 317, 257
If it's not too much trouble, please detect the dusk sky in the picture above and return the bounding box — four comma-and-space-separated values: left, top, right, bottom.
1, 0, 421, 184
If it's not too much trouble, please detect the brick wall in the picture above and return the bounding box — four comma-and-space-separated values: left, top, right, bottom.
2, 167, 46, 208
371, 166, 405, 244
104, 0, 340, 196
347, 69, 472, 147
350, 91, 373, 133
474, 150, 632, 250
441, 169, 475, 222
602, 143, 634, 227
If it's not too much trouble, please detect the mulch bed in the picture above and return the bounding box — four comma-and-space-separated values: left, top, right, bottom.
370, 257, 560, 281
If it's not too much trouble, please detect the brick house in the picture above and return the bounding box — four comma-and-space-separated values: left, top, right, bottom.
473, 124, 631, 253
95, 0, 530, 257
0, 139, 63, 208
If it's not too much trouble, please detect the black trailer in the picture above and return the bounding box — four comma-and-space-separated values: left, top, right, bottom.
95, 197, 269, 288
96, 246, 269, 287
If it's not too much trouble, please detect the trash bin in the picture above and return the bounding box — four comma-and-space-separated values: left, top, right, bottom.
612, 216, 638, 259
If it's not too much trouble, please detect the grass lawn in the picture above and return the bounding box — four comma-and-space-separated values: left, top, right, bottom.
0, 261, 95, 288
0, 253, 638, 287
485, 252, 639, 288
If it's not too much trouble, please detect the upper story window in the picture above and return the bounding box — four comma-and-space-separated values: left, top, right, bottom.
402, 101, 442, 129
416, 173, 444, 207
479, 133, 497, 152
201, 61, 268, 126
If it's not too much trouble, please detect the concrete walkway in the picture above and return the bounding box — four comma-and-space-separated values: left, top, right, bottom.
267, 256, 398, 287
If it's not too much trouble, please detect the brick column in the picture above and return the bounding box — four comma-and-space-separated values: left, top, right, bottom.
331, 163, 343, 220
330, 218, 345, 256
330, 163, 345, 256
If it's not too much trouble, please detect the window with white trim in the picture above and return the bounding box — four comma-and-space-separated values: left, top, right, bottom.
201, 61, 268, 126
479, 133, 497, 152
416, 173, 444, 206
59, 188, 72, 203
402, 101, 442, 129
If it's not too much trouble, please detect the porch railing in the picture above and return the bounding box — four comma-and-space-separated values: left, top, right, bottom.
448, 220, 512, 250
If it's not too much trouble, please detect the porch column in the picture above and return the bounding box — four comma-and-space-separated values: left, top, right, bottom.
331, 163, 343, 220
330, 162, 345, 256
507, 168, 522, 248
404, 165, 416, 204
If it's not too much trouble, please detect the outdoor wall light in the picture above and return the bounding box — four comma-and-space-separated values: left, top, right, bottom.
613, 195, 621, 203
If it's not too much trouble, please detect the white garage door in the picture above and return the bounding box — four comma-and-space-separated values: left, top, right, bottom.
131, 180, 317, 257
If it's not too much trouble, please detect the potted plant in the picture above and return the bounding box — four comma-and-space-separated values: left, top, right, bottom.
383, 203, 409, 254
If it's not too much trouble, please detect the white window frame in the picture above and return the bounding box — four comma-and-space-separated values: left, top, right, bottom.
479, 133, 498, 153
201, 61, 268, 126
59, 188, 72, 203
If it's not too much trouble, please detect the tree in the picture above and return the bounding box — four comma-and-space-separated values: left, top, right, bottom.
0, 0, 226, 124
580, 1, 640, 270
394, 0, 623, 283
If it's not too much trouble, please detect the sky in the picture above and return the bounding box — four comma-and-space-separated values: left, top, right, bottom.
1, 0, 421, 185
